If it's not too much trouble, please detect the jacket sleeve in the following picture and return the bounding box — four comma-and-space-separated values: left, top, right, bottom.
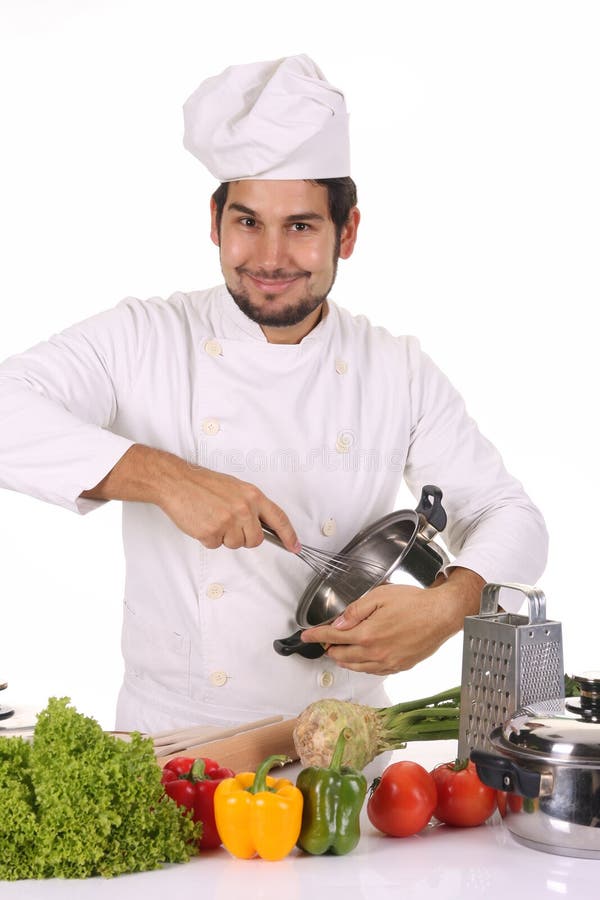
0, 298, 148, 514
402, 341, 549, 612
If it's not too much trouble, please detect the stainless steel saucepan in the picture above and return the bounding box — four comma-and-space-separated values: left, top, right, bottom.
273, 485, 450, 659
472, 673, 600, 859
0, 681, 15, 721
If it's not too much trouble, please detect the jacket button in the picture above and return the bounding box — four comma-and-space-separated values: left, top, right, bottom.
210, 671, 228, 687
202, 417, 221, 436
335, 431, 353, 453
204, 339, 223, 357
321, 517, 337, 537
319, 671, 334, 688
206, 583, 224, 600
335, 359, 348, 375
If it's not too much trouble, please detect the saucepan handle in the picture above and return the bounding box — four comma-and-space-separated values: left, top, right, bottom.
470, 749, 541, 798
415, 485, 447, 533
273, 630, 327, 659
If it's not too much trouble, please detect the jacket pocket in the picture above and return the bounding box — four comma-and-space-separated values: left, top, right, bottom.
121, 598, 191, 697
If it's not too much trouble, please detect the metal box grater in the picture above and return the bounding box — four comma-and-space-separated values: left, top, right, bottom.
458, 582, 564, 759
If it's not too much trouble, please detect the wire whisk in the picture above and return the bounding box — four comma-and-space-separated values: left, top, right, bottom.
261, 526, 388, 583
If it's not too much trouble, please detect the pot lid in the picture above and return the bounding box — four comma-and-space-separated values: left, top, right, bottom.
492, 673, 600, 766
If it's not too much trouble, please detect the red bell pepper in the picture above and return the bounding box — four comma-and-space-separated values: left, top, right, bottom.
161, 756, 235, 849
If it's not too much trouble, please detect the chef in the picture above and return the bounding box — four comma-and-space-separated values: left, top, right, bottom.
0, 55, 547, 733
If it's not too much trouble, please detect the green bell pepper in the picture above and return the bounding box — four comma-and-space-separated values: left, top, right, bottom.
296, 728, 367, 856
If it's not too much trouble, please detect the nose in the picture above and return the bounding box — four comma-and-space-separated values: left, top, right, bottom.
255, 227, 287, 272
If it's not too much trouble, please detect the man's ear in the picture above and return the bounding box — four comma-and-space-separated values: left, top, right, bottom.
338, 207, 360, 260
210, 197, 220, 246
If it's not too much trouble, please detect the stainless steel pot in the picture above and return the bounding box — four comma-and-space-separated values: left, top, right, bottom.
273, 485, 450, 659
472, 673, 600, 859
0, 681, 14, 721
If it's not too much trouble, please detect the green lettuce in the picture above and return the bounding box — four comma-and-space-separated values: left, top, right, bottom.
0, 697, 201, 880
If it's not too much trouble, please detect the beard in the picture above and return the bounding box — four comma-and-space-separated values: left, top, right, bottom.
225, 257, 339, 329
226, 284, 326, 327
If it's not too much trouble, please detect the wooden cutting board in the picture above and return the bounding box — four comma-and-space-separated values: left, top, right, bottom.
155, 717, 299, 772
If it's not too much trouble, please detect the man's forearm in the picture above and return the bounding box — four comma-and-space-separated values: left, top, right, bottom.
432, 566, 485, 637
79, 444, 300, 551
80, 443, 184, 507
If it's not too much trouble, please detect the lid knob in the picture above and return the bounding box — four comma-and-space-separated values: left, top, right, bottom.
566, 672, 600, 719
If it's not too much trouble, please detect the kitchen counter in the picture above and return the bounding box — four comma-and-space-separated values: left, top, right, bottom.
0, 740, 598, 899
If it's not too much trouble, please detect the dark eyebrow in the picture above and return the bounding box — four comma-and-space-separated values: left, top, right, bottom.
283, 211, 326, 223
226, 202, 325, 223
227, 202, 257, 217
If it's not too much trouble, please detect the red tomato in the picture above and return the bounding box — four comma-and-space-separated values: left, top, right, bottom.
367, 761, 438, 837
496, 790, 508, 818
431, 760, 497, 827
508, 794, 524, 814
495, 791, 524, 817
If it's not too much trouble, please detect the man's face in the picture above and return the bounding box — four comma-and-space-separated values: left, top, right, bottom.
211, 180, 358, 335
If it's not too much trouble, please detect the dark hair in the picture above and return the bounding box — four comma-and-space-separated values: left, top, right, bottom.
211, 177, 358, 238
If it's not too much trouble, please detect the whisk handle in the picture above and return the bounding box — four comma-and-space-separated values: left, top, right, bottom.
261, 525, 283, 547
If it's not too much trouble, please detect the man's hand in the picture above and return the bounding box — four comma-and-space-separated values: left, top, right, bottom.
160, 462, 300, 551
80, 443, 300, 551
299, 567, 485, 674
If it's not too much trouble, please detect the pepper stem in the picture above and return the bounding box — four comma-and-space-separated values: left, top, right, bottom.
189, 758, 207, 781
329, 728, 351, 772
246, 754, 291, 795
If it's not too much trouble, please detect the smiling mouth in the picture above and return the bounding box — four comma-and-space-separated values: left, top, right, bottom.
239, 269, 309, 295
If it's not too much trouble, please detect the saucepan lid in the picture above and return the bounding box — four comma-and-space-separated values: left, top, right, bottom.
491, 673, 600, 766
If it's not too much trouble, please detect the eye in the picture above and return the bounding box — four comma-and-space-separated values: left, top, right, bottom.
291, 222, 310, 232
240, 217, 256, 227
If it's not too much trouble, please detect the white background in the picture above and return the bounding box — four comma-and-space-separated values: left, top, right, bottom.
0, 0, 598, 729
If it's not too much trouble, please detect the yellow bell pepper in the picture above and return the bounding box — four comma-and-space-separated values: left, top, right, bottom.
214, 754, 303, 861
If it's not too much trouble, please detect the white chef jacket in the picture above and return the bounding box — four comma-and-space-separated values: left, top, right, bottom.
0, 285, 548, 732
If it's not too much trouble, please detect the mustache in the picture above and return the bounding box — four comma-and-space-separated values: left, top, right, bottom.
237, 266, 310, 280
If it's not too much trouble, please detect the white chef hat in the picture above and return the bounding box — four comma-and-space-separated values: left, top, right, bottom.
182, 54, 350, 182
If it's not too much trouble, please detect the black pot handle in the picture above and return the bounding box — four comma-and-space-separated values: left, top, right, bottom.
416, 485, 447, 533
273, 630, 327, 659
470, 749, 541, 798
